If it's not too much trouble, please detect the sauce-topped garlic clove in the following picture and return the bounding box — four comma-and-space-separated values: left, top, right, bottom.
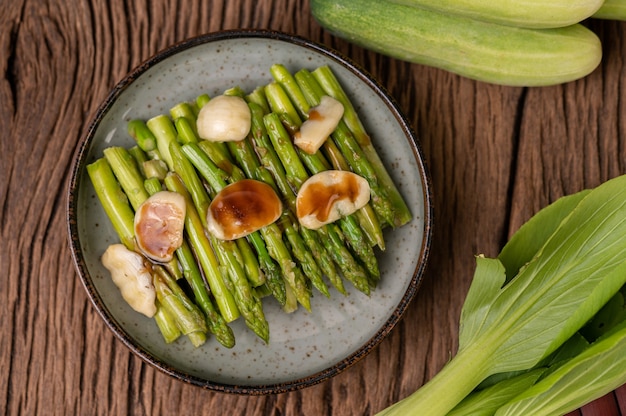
294, 95, 344, 154
207, 179, 283, 240
134, 191, 186, 263
101, 243, 157, 317
296, 170, 370, 230
196, 95, 251, 142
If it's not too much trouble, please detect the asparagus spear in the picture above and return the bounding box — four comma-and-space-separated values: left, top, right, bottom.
125, 119, 242, 325
247, 101, 346, 295
86, 158, 202, 345
152, 265, 208, 347
143, 174, 236, 348
147, 114, 265, 288
225, 136, 330, 298
153, 299, 182, 343
127, 119, 161, 160
175, 240, 236, 348
246, 85, 271, 114
128, 145, 149, 178
280, 65, 396, 228
166, 145, 270, 342
181, 142, 312, 308
264, 81, 379, 281
86, 158, 136, 251
270, 66, 381, 278
100, 146, 239, 346
312, 65, 412, 227
271, 64, 384, 249
103, 147, 184, 279
263, 111, 372, 295
163, 173, 240, 323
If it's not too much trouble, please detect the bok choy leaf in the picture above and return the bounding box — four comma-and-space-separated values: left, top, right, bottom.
496, 322, 626, 416
377, 174, 626, 416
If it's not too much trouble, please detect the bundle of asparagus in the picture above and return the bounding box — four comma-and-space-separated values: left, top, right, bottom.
87, 64, 412, 348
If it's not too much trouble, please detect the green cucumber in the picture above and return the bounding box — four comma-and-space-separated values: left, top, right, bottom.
390, 0, 604, 29
593, 0, 626, 20
310, 0, 602, 87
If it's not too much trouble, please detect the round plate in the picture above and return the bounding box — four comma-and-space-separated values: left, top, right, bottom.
67, 29, 432, 394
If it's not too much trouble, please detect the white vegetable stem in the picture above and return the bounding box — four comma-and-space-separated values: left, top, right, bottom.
378, 341, 492, 415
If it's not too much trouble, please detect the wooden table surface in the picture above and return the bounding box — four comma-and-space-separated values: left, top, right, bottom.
3, 1, 626, 415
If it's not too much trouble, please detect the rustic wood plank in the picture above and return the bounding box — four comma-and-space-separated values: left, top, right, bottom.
2, 1, 626, 415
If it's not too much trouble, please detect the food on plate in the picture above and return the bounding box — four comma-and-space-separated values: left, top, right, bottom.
296, 170, 371, 230
134, 191, 186, 262
101, 244, 157, 318
87, 64, 412, 348
196, 94, 252, 142
206, 179, 283, 240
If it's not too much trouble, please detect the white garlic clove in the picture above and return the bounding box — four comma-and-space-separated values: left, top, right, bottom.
207, 179, 283, 240
196, 95, 251, 142
134, 191, 186, 263
294, 95, 344, 154
296, 170, 371, 230
101, 244, 157, 317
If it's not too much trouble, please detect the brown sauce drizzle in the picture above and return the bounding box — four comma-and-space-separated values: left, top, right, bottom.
297, 173, 361, 222
210, 179, 282, 239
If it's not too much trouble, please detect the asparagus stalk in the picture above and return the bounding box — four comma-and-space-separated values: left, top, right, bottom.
246, 85, 271, 114
152, 265, 207, 347
311, 65, 412, 227
103, 146, 184, 280
263, 111, 372, 295
102, 145, 238, 345
289, 66, 396, 228
175, 240, 236, 348
163, 173, 240, 323
129, 119, 241, 325
143, 174, 236, 348
247, 101, 346, 295
225, 137, 330, 298
322, 137, 384, 250
264, 81, 379, 281
170, 102, 199, 137
86, 158, 202, 345
271, 64, 384, 249
147, 115, 266, 288
181, 142, 311, 307
166, 145, 270, 342
102, 146, 149, 210
153, 299, 182, 343
86, 158, 136, 251
271, 66, 381, 278
128, 145, 149, 178
127, 119, 161, 160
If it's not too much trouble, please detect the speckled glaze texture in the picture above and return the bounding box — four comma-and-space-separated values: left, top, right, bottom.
67, 29, 433, 394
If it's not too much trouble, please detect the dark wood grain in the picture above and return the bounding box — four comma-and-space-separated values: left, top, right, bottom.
2, 1, 626, 415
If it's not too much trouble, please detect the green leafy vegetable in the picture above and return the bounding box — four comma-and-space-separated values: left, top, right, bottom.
377, 174, 626, 415
497, 322, 626, 415
447, 369, 546, 416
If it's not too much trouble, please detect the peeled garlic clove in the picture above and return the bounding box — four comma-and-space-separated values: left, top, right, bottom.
196, 95, 251, 142
294, 95, 344, 154
296, 170, 370, 230
101, 244, 157, 317
134, 191, 186, 263
207, 179, 283, 240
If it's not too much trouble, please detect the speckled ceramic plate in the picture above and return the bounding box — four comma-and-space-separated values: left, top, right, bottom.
67, 29, 432, 394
